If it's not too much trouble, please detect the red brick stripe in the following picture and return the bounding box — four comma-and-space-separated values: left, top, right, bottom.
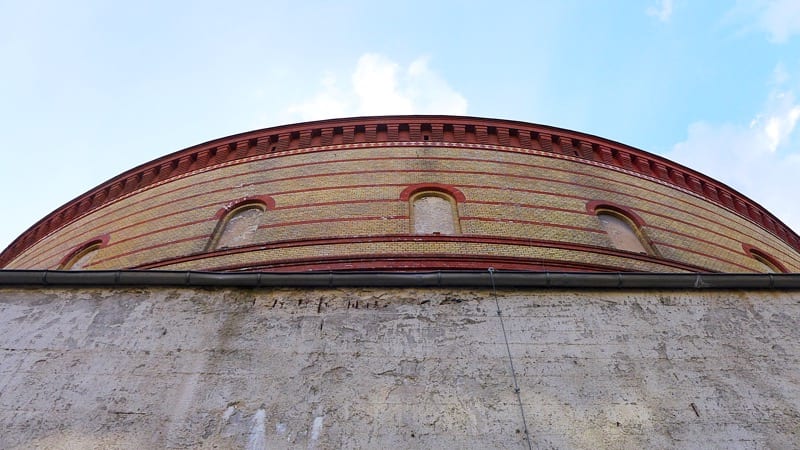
17, 151, 783, 268
11, 152, 761, 264
13, 152, 798, 270
131, 235, 711, 272
19, 166, 794, 270
4, 116, 797, 268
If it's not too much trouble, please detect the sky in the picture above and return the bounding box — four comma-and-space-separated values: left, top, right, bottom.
1, 0, 800, 252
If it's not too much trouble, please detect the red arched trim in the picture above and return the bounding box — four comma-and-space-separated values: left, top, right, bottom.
586, 200, 647, 228
213, 195, 275, 219
399, 183, 466, 202
742, 243, 788, 273
58, 234, 111, 268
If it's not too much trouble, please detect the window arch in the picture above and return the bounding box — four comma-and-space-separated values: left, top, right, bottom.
587, 202, 655, 255
743, 244, 786, 273
207, 197, 273, 251
59, 235, 110, 270
411, 191, 460, 235
400, 184, 465, 235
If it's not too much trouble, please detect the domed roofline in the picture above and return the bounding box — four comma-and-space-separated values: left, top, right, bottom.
2, 115, 799, 267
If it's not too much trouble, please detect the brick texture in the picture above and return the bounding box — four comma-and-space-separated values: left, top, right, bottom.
4, 120, 799, 273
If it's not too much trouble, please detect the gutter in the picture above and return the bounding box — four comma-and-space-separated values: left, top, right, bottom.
1, 270, 800, 289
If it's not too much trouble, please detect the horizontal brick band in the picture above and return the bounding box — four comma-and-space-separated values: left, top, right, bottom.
130, 235, 714, 273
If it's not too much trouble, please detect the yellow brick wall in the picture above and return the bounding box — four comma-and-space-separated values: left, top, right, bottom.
7, 145, 800, 272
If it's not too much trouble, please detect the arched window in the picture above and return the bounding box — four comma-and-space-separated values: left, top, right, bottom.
587, 202, 655, 256
59, 236, 109, 270
412, 192, 459, 234
743, 245, 786, 273
217, 205, 264, 248
400, 184, 465, 235
208, 199, 272, 251
62, 245, 100, 270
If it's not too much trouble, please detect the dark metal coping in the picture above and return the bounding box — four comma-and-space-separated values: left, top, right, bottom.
1, 270, 800, 289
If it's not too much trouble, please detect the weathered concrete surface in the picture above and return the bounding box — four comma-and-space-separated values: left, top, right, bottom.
0, 287, 799, 449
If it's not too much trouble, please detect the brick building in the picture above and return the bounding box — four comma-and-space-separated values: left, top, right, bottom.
2, 115, 799, 273
1, 116, 799, 448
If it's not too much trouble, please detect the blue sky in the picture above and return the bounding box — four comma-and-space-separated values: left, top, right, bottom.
1, 0, 800, 251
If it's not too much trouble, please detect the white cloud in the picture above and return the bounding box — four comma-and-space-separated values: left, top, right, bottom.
287, 53, 467, 121
772, 62, 790, 84
352, 54, 414, 115
646, 0, 673, 22
758, 0, 800, 42
665, 70, 800, 233
760, 94, 800, 151
728, 0, 800, 43
286, 71, 351, 120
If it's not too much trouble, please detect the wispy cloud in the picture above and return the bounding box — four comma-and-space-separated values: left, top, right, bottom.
287, 53, 467, 121
727, 0, 800, 43
665, 65, 800, 232
646, 0, 673, 22
754, 91, 800, 152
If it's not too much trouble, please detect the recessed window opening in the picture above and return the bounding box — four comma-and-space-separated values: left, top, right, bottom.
746, 247, 786, 273
753, 254, 779, 273
59, 237, 109, 270
596, 209, 651, 254
214, 204, 266, 250
411, 191, 460, 235
62, 245, 100, 270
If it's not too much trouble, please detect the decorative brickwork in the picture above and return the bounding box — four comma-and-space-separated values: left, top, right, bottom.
2, 116, 799, 272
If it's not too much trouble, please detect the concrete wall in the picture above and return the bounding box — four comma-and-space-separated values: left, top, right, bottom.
1, 286, 798, 449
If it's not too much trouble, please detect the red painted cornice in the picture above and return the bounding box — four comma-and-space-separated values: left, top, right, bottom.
2, 115, 799, 267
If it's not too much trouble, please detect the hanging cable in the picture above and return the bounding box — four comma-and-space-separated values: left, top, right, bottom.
489, 267, 533, 450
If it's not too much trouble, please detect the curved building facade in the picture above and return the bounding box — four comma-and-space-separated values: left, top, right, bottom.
2, 115, 799, 272
2, 116, 800, 449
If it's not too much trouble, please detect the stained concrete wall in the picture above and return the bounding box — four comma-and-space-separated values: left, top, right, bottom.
1, 286, 799, 449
